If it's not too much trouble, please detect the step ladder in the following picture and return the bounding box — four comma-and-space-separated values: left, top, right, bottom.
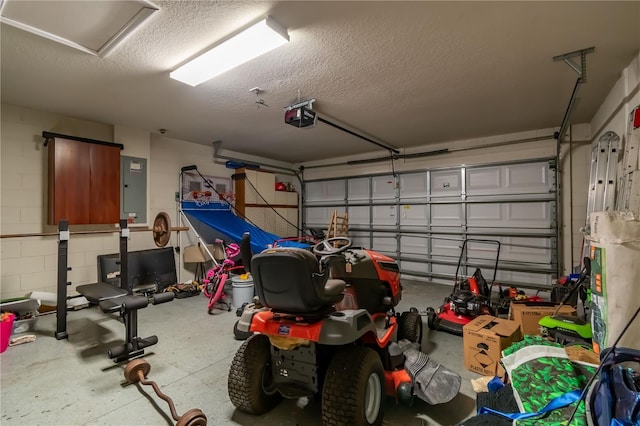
327, 210, 349, 244
615, 106, 640, 212
583, 131, 620, 257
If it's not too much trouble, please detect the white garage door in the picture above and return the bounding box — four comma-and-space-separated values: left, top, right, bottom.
303, 158, 558, 289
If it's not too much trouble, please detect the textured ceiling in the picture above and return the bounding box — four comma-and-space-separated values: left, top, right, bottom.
2, 1, 639, 163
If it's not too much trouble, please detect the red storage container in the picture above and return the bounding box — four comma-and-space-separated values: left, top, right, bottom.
1, 313, 15, 353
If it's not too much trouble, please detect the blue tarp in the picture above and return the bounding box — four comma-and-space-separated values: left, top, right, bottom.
182, 201, 309, 253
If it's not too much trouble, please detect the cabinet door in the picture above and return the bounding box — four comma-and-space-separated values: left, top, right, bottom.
287, 208, 299, 237
48, 138, 91, 224
286, 192, 298, 206
243, 169, 259, 204
274, 208, 288, 237
90, 144, 120, 224
48, 137, 120, 225
256, 171, 275, 205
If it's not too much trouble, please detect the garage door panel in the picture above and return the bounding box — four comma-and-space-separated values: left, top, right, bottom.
431, 261, 457, 279
399, 204, 428, 227
507, 203, 549, 224
348, 177, 369, 201
372, 233, 396, 255
431, 237, 462, 258
466, 167, 501, 194
305, 206, 330, 227
401, 261, 428, 274
506, 162, 550, 193
467, 202, 550, 228
467, 162, 550, 196
372, 205, 397, 226
400, 172, 427, 200
467, 203, 501, 221
502, 237, 551, 264
305, 180, 345, 203
350, 232, 370, 249
400, 235, 428, 255
372, 175, 395, 200
431, 170, 461, 197
431, 204, 462, 226
495, 270, 552, 287
467, 235, 551, 264
348, 206, 370, 226
305, 181, 324, 203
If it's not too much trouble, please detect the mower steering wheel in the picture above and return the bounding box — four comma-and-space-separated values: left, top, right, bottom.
313, 237, 353, 256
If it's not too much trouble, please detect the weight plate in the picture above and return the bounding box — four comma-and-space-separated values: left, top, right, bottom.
124, 359, 151, 383
176, 409, 207, 426
153, 212, 171, 247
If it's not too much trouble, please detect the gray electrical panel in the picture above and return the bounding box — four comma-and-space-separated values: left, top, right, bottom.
121, 156, 147, 223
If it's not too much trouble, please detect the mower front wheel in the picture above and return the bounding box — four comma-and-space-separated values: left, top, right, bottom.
398, 311, 423, 348
228, 334, 282, 414
322, 346, 385, 426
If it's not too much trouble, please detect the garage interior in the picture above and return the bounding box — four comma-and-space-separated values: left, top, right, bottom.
1, 1, 640, 426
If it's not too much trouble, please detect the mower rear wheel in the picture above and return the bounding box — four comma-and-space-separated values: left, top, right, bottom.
228, 334, 282, 414
426, 307, 438, 330
322, 346, 385, 426
398, 312, 423, 347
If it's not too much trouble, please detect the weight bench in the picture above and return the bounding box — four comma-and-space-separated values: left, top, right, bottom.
57, 219, 175, 362
76, 282, 174, 362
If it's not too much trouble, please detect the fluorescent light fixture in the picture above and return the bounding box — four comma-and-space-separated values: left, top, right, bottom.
170, 16, 289, 87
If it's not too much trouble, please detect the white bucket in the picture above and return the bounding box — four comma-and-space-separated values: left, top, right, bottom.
231, 275, 254, 307
589, 211, 640, 353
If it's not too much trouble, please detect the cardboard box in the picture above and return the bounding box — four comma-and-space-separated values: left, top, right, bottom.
463, 315, 522, 376
509, 302, 576, 336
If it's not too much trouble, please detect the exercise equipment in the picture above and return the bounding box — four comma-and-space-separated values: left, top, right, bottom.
54, 218, 176, 362
124, 359, 207, 426
0, 212, 187, 247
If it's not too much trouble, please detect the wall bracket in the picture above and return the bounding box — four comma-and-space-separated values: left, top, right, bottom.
553, 46, 595, 83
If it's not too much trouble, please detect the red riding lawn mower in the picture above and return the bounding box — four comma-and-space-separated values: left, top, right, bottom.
229, 236, 460, 425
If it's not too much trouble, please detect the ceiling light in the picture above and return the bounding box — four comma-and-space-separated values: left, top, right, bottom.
170, 16, 289, 87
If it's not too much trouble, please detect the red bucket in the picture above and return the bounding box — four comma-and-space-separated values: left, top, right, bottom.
1, 313, 15, 353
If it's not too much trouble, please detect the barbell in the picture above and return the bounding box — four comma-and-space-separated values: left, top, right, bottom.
0, 212, 187, 248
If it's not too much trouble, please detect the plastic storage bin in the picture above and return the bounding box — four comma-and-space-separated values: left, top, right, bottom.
1, 313, 15, 353
0, 298, 39, 336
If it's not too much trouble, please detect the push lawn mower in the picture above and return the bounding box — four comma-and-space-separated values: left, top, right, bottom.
538, 257, 593, 345
229, 236, 460, 425
426, 239, 502, 335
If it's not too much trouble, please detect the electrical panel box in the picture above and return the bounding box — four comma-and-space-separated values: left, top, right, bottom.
121, 156, 147, 224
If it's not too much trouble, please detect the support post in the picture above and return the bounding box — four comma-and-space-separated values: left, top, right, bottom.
55, 220, 69, 340
119, 219, 130, 294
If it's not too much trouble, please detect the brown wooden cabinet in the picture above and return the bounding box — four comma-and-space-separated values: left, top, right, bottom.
233, 168, 299, 237
46, 133, 122, 225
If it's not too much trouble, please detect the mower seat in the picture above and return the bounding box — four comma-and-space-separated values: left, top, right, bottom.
251, 248, 345, 314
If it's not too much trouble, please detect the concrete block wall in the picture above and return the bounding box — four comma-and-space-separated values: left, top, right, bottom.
0, 104, 233, 299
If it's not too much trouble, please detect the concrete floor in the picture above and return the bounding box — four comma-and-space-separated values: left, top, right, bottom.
0, 280, 481, 426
